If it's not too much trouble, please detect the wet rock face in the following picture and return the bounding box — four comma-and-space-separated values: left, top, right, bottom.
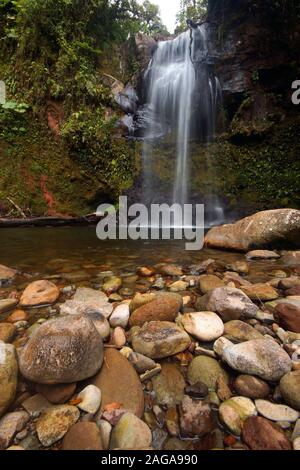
18, 315, 104, 384
205, 209, 300, 251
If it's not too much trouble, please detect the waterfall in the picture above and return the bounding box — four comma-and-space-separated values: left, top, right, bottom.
141, 24, 224, 225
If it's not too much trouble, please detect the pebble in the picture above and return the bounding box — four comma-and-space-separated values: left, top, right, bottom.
293, 436, 300, 450
246, 250, 280, 260
179, 396, 215, 438
131, 321, 191, 359
0, 411, 29, 450
255, 399, 299, 422
6, 310, 29, 323
22, 394, 52, 418
185, 382, 208, 399
279, 371, 300, 410
224, 320, 263, 342
0, 342, 18, 418
98, 419, 112, 450
182, 312, 224, 342
103, 276, 122, 294
198, 274, 225, 294
234, 375, 270, 399
152, 363, 185, 407
129, 293, 182, 327
241, 416, 291, 450
222, 339, 292, 381
112, 326, 127, 348
77, 385, 102, 414
219, 397, 257, 435
36, 405, 79, 447
20, 280, 60, 306
187, 356, 229, 390
0, 299, 18, 314
110, 303, 130, 328
0, 323, 17, 343
110, 412, 152, 450
128, 352, 157, 374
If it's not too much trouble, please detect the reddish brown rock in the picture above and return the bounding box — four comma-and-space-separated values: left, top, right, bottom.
179, 396, 215, 438
233, 375, 270, 399
62, 422, 103, 450
6, 310, 29, 323
20, 280, 60, 307
0, 323, 17, 343
241, 416, 292, 450
274, 303, 300, 333
129, 293, 182, 327
286, 286, 300, 296
91, 349, 144, 418
35, 383, 77, 404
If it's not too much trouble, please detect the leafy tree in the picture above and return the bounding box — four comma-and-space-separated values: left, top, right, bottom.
175, 0, 208, 33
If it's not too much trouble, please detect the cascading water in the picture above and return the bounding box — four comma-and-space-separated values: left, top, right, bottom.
141, 23, 224, 226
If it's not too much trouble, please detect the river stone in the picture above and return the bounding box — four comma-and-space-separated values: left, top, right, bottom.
77, 385, 101, 414
22, 394, 52, 417
18, 315, 103, 384
0, 299, 18, 314
98, 419, 112, 450
0, 265, 17, 283
219, 397, 257, 436
158, 264, 183, 277
6, 310, 29, 323
84, 312, 110, 339
130, 293, 156, 312
280, 371, 300, 410
182, 312, 224, 342
246, 250, 281, 260
0, 323, 17, 343
224, 320, 263, 342
179, 396, 215, 438
241, 283, 279, 302
196, 287, 259, 322
91, 348, 144, 418
152, 363, 185, 407
242, 416, 292, 450
129, 293, 182, 327
35, 383, 77, 405
60, 287, 113, 318
102, 276, 122, 294
110, 303, 130, 328
213, 337, 233, 357
0, 411, 29, 450
0, 342, 18, 418
20, 280, 60, 307
198, 275, 225, 294
205, 209, 300, 251
255, 399, 299, 422
226, 261, 250, 275
110, 412, 152, 450
131, 321, 191, 359
274, 303, 300, 333
222, 339, 292, 381
187, 356, 229, 390
62, 422, 103, 450
36, 405, 80, 447
234, 375, 270, 399
281, 251, 300, 265
128, 352, 157, 374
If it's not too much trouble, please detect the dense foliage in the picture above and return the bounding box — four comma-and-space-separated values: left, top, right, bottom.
176, 0, 208, 33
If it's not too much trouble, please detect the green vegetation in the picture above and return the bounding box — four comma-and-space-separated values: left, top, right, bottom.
176, 0, 208, 33
0, 0, 164, 216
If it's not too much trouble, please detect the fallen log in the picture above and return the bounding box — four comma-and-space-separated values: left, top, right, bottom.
0, 214, 102, 228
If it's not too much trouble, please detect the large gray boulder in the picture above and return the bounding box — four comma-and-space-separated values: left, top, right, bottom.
205, 209, 300, 251
18, 315, 103, 384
